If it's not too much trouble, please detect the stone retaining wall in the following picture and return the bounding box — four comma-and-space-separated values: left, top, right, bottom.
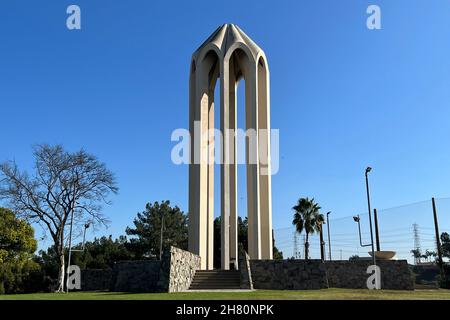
250, 259, 329, 290
81, 250, 413, 291
325, 260, 414, 290
238, 250, 253, 289
80, 269, 114, 291
80, 247, 200, 293
248, 259, 413, 290
111, 260, 162, 292
161, 246, 201, 293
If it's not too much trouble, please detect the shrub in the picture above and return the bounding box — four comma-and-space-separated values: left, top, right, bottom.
0, 260, 44, 294
440, 265, 450, 289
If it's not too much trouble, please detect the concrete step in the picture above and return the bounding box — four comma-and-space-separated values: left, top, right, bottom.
189, 270, 241, 290
193, 275, 240, 279
194, 271, 240, 274
190, 284, 241, 288
191, 280, 241, 285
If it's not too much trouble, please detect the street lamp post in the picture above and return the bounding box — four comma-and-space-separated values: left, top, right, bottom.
66, 218, 91, 293
66, 177, 79, 293
66, 201, 76, 293
159, 213, 165, 260
365, 167, 376, 266
353, 215, 369, 247
352, 167, 376, 266
319, 223, 325, 262
326, 211, 332, 261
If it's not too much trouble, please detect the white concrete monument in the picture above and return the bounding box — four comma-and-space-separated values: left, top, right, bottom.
188, 24, 273, 270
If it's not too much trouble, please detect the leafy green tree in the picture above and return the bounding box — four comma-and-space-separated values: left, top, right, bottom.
0, 208, 40, 294
71, 235, 134, 269
238, 217, 249, 254
34, 245, 60, 290
273, 246, 284, 260
292, 197, 325, 260
35, 236, 134, 290
0, 208, 37, 264
126, 201, 188, 259
213, 217, 222, 268
441, 232, 450, 259
214, 216, 283, 268
411, 248, 422, 263
422, 250, 437, 263
428, 250, 437, 262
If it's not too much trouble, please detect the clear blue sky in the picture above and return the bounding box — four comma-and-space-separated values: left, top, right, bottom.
1, 1, 450, 258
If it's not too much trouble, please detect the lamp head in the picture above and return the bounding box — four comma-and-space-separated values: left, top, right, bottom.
365, 167, 372, 174
353, 215, 360, 223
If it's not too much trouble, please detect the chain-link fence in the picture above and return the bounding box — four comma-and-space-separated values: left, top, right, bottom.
274, 198, 450, 264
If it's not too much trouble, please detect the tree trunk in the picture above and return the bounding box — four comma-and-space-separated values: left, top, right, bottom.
55, 247, 65, 293
305, 233, 309, 260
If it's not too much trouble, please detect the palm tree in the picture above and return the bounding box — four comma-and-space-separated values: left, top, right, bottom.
411, 249, 422, 264
292, 197, 325, 260
425, 250, 437, 263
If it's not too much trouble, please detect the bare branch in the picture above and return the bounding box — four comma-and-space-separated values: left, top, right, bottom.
0, 144, 118, 291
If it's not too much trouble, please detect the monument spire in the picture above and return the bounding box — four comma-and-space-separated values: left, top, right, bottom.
188, 24, 273, 270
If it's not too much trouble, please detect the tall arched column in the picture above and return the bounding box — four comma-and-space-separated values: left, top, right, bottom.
245, 61, 262, 260
257, 57, 273, 259
189, 52, 218, 270
189, 24, 273, 269
228, 57, 238, 268
219, 55, 231, 270
188, 61, 199, 259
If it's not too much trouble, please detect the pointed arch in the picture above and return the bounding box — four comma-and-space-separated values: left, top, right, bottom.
189, 49, 220, 270
189, 25, 273, 270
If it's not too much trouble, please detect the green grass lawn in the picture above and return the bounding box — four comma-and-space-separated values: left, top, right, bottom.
1, 289, 450, 300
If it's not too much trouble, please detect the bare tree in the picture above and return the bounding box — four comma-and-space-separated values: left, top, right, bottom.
0, 144, 118, 292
